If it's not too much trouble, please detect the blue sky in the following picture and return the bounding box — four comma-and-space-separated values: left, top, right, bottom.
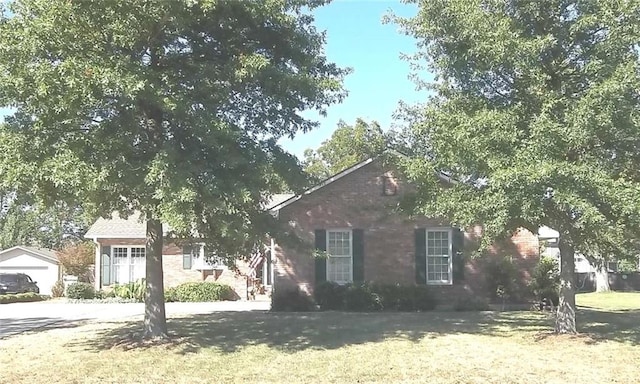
281, 0, 428, 157
0, 1, 428, 159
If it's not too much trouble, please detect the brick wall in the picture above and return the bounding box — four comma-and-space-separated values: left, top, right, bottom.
273, 158, 540, 303
96, 238, 249, 299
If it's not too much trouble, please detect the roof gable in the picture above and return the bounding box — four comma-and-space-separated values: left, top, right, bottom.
270, 150, 452, 212
0, 246, 59, 264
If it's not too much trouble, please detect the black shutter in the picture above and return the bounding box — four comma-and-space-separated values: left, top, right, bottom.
182, 245, 193, 270
415, 228, 427, 284
352, 229, 365, 283
314, 229, 327, 284
101, 245, 111, 286
452, 228, 465, 282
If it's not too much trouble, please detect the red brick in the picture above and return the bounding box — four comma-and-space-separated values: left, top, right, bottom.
273, 158, 540, 303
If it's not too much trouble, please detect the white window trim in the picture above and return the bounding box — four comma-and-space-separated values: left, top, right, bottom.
425, 228, 453, 285
326, 229, 353, 284
189, 243, 226, 270
110, 245, 146, 285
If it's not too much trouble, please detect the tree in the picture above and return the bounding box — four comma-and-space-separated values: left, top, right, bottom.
394, 0, 640, 333
302, 118, 386, 180
56, 241, 95, 281
0, 196, 89, 250
0, 0, 346, 338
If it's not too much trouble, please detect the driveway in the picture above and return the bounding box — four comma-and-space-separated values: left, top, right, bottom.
0, 300, 270, 339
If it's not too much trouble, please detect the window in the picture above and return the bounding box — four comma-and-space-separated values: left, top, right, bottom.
327, 230, 352, 283
111, 246, 146, 284
426, 229, 452, 285
184, 244, 224, 270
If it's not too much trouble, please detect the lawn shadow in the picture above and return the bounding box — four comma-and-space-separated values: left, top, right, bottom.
577, 307, 640, 345
0, 317, 91, 339
71, 310, 554, 354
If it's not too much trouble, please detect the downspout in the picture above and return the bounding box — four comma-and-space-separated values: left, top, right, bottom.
91, 237, 100, 291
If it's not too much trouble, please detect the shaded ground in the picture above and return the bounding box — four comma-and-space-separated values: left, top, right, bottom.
1, 306, 638, 384
0, 300, 269, 338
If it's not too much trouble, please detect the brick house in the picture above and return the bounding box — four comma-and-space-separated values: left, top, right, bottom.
268, 153, 540, 304
84, 212, 258, 299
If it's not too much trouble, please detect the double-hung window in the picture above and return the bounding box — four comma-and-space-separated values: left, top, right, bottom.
326, 230, 353, 284
426, 229, 453, 285
111, 246, 146, 284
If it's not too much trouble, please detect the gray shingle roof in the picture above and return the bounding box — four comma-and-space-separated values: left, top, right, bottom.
83, 195, 295, 240
0, 246, 58, 263
21, 246, 58, 260
84, 211, 146, 239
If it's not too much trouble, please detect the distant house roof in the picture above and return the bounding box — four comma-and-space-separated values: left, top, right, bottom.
538, 226, 559, 239
266, 193, 295, 209
84, 194, 296, 239
84, 211, 147, 239
0, 246, 59, 263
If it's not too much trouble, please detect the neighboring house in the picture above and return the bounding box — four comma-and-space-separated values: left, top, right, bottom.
537, 226, 638, 273
538, 226, 594, 273
268, 153, 540, 303
0, 246, 62, 295
84, 212, 259, 299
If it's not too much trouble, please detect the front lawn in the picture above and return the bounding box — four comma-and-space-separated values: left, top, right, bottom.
577, 291, 640, 311
1, 293, 638, 384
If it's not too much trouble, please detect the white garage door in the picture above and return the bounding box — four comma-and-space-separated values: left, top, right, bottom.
0, 266, 56, 295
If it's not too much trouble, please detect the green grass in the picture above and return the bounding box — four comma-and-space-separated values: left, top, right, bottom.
577, 291, 640, 311
1, 293, 639, 384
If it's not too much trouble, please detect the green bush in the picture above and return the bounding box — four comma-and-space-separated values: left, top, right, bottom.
51, 280, 65, 298
484, 256, 520, 301
452, 295, 491, 311
314, 281, 347, 310
165, 282, 237, 302
111, 279, 146, 302
529, 257, 560, 306
271, 287, 315, 312
343, 283, 383, 311
0, 292, 47, 304
66, 282, 96, 299
314, 282, 437, 312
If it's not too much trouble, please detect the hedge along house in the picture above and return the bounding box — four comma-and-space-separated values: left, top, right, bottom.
268, 152, 540, 304
83, 211, 275, 299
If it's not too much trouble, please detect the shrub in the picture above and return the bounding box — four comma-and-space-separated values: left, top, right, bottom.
165, 282, 237, 302
0, 292, 47, 304
111, 279, 146, 302
343, 283, 382, 311
51, 280, 65, 298
314, 282, 437, 312
314, 281, 347, 310
55, 241, 95, 280
530, 257, 560, 306
452, 295, 491, 311
66, 282, 96, 299
271, 287, 315, 312
484, 256, 520, 301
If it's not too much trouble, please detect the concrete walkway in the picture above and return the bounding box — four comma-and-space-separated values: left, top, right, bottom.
0, 300, 270, 339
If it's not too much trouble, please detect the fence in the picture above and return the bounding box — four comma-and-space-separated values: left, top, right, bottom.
576, 272, 640, 292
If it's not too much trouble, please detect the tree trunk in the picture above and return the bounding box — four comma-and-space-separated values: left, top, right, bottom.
594, 261, 611, 293
143, 217, 168, 339
555, 235, 577, 334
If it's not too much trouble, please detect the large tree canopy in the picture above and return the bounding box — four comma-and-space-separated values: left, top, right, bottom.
302, 118, 386, 180
0, 196, 89, 250
0, 0, 347, 337
394, 0, 640, 333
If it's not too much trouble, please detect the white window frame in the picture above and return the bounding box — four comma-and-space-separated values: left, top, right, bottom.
189, 243, 226, 270
110, 245, 146, 285
425, 228, 453, 285
326, 229, 353, 284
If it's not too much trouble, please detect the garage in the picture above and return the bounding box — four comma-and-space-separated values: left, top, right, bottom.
0, 246, 61, 295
